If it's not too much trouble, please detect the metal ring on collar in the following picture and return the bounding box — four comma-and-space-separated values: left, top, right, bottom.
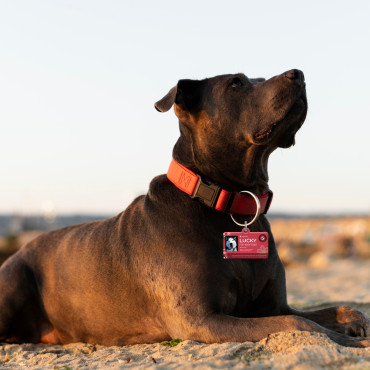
230, 190, 261, 227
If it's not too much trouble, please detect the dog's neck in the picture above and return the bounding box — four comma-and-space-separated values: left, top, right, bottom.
172, 124, 274, 195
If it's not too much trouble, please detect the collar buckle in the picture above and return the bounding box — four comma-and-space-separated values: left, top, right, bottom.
191, 176, 221, 208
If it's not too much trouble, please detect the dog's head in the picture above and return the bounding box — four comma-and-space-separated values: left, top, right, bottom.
155, 70, 307, 190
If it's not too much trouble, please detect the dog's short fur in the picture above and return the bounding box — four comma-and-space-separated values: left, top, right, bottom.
0, 70, 369, 347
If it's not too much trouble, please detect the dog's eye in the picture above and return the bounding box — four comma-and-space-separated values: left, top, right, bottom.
231, 77, 243, 88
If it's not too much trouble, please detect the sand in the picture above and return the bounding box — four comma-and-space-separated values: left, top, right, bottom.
0, 259, 369, 369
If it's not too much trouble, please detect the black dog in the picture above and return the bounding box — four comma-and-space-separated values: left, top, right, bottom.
0, 70, 369, 347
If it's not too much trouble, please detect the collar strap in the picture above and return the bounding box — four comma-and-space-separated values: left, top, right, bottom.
167, 159, 273, 216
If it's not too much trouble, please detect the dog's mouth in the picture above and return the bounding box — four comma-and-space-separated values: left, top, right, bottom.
254, 119, 283, 142
253, 96, 307, 146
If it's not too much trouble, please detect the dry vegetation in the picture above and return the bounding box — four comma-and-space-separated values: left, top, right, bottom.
271, 217, 370, 268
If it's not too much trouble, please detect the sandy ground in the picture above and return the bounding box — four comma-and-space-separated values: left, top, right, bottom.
0, 259, 369, 369
286, 259, 370, 305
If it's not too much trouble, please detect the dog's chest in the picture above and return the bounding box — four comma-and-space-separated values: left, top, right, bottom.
221, 259, 274, 316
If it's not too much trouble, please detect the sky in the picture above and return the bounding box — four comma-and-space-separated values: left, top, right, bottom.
0, 0, 369, 216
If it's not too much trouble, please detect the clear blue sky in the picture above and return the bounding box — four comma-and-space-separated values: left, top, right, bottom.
1, 0, 369, 215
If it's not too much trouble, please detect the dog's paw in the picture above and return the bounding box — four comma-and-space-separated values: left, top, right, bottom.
328, 330, 370, 348
336, 306, 370, 337
343, 336, 370, 348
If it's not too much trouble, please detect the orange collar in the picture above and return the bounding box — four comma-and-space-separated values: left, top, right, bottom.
167, 159, 273, 216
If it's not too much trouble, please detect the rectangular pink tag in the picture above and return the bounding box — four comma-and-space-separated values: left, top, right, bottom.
223, 230, 268, 259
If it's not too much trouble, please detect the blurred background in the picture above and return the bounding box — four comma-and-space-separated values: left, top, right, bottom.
0, 1, 369, 301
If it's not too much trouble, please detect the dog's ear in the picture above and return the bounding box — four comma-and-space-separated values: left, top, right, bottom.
154, 86, 177, 112
175, 79, 203, 113
154, 79, 203, 113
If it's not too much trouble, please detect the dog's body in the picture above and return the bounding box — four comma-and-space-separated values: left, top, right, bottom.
0, 70, 369, 347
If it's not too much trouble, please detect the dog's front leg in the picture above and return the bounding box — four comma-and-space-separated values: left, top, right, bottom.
168, 313, 370, 347
286, 306, 370, 338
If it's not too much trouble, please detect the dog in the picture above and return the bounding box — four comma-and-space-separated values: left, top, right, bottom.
226, 237, 237, 251
0, 69, 369, 347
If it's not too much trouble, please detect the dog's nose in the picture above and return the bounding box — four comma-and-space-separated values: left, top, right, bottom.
284, 69, 305, 82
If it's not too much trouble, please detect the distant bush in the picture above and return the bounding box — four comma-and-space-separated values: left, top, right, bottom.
4, 232, 19, 252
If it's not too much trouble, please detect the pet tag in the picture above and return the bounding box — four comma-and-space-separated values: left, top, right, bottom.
223, 190, 268, 259
223, 228, 268, 259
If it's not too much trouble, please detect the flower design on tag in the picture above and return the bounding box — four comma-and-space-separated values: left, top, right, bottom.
257, 245, 268, 254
